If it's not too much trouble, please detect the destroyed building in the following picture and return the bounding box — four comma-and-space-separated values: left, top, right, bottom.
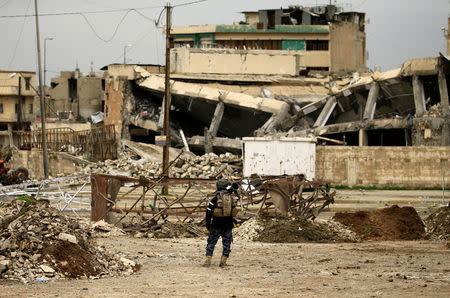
0, 70, 37, 147
48, 69, 105, 121
279, 56, 450, 147
171, 4, 366, 74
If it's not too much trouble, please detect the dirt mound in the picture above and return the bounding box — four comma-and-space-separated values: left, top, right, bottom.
333, 205, 425, 241
245, 214, 358, 243
424, 206, 450, 240
0, 198, 138, 283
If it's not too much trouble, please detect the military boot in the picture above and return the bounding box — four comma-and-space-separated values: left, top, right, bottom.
202, 256, 212, 267
219, 256, 228, 267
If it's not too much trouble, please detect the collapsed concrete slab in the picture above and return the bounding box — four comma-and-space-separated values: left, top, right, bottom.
187, 136, 242, 154
134, 66, 288, 114
282, 55, 450, 146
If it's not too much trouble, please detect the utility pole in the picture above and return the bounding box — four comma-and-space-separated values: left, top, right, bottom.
162, 4, 171, 194
34, 0, 49, 179
44, 37, 53, 88
17, 76, 23, 130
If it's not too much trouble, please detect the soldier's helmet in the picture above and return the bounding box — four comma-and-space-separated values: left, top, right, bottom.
216, 179, 229, 190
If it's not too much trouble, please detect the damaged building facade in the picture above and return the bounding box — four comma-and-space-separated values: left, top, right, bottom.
48, 69, 105, 121
0, 70, 37, 147
171, 5, 366, 74
279, 56, 450, 147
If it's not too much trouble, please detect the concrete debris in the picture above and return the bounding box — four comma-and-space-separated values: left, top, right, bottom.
424, 206, 450, 241
80, 151, 242, 180
0, 198, 138, 283
57, 233, 78, 244
233, 216, 358, 243
233, 218, 263, 241
423, 103, 442, 118
90, 220, 126, 237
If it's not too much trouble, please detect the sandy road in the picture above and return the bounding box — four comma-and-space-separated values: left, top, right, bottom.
1, 236, 449, 297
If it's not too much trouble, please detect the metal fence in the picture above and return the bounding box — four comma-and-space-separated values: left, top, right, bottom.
16, 124, 117, 161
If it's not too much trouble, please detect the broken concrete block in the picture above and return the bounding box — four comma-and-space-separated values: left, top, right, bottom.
0, 260, 10, 273
120, 257, 136, 267
40, 264, 55, 274
58, 233, 77, 244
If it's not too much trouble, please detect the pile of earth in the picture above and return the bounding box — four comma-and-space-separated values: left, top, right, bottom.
234, 215, 359, 243
333, 205, 425, 241
0, 197, 139, 283
424, 206, 450, 240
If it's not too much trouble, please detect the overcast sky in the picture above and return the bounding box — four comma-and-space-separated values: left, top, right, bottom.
0, 0, 448, 84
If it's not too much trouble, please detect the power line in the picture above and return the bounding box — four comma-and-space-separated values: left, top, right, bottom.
80, 10, 134, 43
7, 0, 32, 69
0, 6, 163, 18
173, 0, 209, 8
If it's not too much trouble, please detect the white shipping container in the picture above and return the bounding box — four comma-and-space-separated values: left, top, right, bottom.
242, 137, 316, 179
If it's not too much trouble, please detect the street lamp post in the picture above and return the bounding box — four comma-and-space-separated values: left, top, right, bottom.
123, 44, 132, 64
44, 37, 53, 88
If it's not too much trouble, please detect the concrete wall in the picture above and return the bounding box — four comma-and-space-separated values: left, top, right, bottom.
49, 77, 70, 100
104, 78, 131, 138
171, 48, 302, 76
0, 71, 36, 97
316, 146, 449, 188
0, 96, 35, 122
11, 150, 77, 179
301, 51, 330, 68
447, 18, 450, 56
329, 22, 366, 73
106, 64, 164, 80
244, 12, 259, 25
77, 77, 104, 119
412, 118, 450, 147
30, 122, 91, 131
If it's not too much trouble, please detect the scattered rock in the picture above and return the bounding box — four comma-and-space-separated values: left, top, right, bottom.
234, 215, 358, 243
58, 233, 77, 244
0, 198, 139, 282
424, 206, 450, 240
77, 151, 242, 180
40, 265, 55, 274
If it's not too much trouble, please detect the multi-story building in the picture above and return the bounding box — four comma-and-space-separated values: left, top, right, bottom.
171, 5, 366, 74
48, 69, 105, 120
0, 70, 37, 147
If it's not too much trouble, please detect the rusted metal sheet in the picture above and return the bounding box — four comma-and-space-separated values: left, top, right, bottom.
90, 174, 108, 221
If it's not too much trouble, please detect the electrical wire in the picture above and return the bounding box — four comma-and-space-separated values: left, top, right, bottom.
0, 6, 163, 18
80, 10, 133, 43
173, 0, 208, 8
7, 0, 32, 69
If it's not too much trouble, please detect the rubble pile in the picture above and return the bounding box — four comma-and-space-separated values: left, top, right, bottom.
424, 206, 450, 240
423, 103, 442, 117
233, 215, 358, 243
0, 198, 138, 283
233, 218, 263, 241
134, 96, 160, 122
333, 205, 426, 241
81, 152, 243, 179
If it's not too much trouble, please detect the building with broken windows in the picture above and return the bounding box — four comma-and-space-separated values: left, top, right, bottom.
171, 5, 366, 74
48, 69, 105, 121
0, 70, 36, 147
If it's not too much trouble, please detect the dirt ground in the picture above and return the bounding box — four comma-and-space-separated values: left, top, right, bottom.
1, 236, 449, 297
